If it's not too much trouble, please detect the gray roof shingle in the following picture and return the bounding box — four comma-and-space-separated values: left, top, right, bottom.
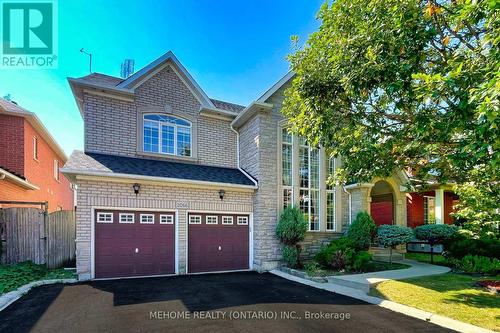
63, 151, 256, 187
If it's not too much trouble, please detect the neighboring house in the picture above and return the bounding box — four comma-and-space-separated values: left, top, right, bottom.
63, 51, 457, 281
0, 99, 74, 212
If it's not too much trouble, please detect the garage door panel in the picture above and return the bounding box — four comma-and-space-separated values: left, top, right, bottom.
95, 210, 175, 279
188, 213, 249, 273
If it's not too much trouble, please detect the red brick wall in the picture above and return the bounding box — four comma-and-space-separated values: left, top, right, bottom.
0, 118, 74, 212
406, 191, 456, 228
0, 114, 25, 176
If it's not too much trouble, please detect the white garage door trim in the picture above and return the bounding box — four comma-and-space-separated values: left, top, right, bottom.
185, 210, 253, 274
90, 206, 179, 280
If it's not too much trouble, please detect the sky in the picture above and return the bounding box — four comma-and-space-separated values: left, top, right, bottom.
0, 0, 324, 156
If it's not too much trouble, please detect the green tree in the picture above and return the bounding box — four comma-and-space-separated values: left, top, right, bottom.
377, 225, 414, 264
415, 224, 457, 263
283, 0, 499, 237
276, 206, 308, 267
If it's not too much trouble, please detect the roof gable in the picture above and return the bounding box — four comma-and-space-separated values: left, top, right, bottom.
117, 51, 215, 108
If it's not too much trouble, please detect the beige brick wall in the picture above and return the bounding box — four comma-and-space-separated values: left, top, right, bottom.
83, 65, 237, 168
75, 179, 253, 280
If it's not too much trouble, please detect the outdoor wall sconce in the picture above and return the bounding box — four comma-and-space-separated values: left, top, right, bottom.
219, 189, 225, 201
133, 183, 141, 196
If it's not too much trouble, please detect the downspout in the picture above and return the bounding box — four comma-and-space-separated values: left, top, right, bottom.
230, 124, 258, 188
342, 185, 352, 225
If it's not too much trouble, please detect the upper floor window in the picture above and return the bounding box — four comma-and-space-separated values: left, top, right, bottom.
53, 159, 59, 181
143, 114, 192, 157
298, 138, 320, 231
33, 137, 38, 160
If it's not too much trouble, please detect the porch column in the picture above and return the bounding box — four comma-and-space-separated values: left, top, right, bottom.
435, 188, 445, 224
345, 183, 374, 224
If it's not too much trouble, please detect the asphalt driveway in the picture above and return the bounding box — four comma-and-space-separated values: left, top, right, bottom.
0, 272, 455, 333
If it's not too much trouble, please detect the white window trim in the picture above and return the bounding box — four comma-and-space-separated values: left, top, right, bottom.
206, 215, 218, 225
140, 214, 155, 224
189, 215, 202, 224
237, 216, 248, 225
33, 137, 38, 161
160, 214, 174, 224
119, 213, 135, 224
300, 142, 320, 232
326, 158, 336, 231
53, 159, 60, 181
143, 114, 192, 157
222, 216, 234, 225
97, 212, 113, 223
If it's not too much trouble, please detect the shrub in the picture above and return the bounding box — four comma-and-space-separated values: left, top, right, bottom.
377, 225, 414, 264
347, 211, 377, 250
445, 234, 500, 260
415, 224, 457, 243
330, 248, 355, 271
276, 206, 308, 268
352, 251, 372, 272
453, 255, 500, 275
415, 224, 457, 263
276, 206, 308, 246
314, 237, 355, 269
282, 245, 299, 268
304, 262, 321, 276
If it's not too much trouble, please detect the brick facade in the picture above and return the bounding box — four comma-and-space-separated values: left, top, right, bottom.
0, 114, 74, 212
75, 180, 253, 279
0, 114, 24, 176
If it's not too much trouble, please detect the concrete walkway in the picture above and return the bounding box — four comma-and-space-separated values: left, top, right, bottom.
328, 259, 451, 292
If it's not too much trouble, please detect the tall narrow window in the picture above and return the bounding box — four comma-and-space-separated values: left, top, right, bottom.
299, 138, 320, 231
143, 114, 192, 157
282, 128, 293, 208
424, 196, 436, 224
53, 160, 59, 181
33, 137, 38, 160
326, 158, 335, 231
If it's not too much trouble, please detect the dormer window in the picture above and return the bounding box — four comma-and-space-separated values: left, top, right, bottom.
143, 114, 192, 157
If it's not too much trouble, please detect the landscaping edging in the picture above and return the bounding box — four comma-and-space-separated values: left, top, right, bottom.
0, 278, 78, 312
278, 266, 328, 283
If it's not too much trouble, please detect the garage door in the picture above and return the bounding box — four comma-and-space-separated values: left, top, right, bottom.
188, 213, 249, 273
95, 210, 175, 279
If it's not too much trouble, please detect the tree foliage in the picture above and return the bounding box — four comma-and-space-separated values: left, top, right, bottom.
283, 0, 499, 235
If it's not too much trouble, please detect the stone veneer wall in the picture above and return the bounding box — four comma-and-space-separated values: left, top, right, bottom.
75, 179, 253, 280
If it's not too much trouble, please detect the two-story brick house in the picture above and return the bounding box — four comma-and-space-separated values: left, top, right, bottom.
63, 52, 454, 280
0, 99, 74, 212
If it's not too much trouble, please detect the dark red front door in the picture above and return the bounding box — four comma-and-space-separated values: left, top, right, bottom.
371, 199, 394, 226
188, 213, 249, 273
95, 210, 175, 279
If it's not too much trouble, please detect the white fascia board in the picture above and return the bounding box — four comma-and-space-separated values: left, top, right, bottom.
257, 71, 295, 103
0, 168, 39, 190
61, 168, 258, 190
230, 102, 273, 128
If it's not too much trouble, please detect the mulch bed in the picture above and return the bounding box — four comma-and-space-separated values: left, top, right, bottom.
476, 280, 500, 293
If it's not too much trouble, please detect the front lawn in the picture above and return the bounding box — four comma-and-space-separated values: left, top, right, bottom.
0, 261, 75, 294
405, 252, 453, 267
370, 273, 500, 331
304, 261, 411, 277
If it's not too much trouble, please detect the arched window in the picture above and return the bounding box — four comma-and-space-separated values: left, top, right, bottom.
143, 114, 192, 157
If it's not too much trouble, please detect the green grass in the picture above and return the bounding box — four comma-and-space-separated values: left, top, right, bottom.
0, 261, 75, 294
370, 273, 500, 331
304, 261, 411, 277
405, 252, 452, 266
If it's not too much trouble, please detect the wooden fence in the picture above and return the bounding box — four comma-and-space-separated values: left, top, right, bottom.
0, 208, 76, 268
